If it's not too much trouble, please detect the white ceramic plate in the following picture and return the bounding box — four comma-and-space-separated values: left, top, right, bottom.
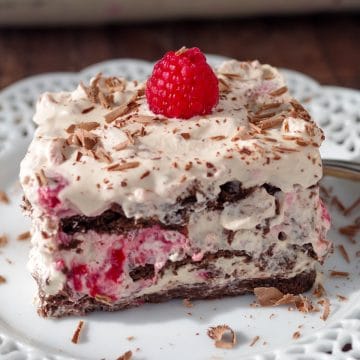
0, 57, 359, 360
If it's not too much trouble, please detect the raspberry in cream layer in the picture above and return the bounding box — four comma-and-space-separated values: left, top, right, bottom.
20, 59, 331, 317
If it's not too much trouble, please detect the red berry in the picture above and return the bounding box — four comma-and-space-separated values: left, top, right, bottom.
146, 47, 219, 119
38, 186, 61, 209
70, 264, 88, 291
105, 248, 125, 282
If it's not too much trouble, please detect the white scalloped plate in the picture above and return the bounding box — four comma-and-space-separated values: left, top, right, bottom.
0, 57, 359, 360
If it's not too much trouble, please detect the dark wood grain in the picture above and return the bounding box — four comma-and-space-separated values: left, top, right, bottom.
0, 13, 359, 90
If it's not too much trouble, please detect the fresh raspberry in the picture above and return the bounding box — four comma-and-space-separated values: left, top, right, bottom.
146, 47, 219, 119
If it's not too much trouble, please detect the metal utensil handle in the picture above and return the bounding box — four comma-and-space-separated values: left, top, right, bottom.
323, 159, 360, 181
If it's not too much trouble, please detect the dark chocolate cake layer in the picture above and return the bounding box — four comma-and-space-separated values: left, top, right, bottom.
38, 269, 316, 317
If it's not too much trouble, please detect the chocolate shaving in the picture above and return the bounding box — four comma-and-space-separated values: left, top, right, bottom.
273, 145, 298, 153
249, 122, 262, 133
329, 270, 349, 277
67, 122, 100, 133
252, 111, 277, 120
313, 283, 326, 298
210, 135, 226, 141
184, 162, 193, 171
336, 294, 348, 301
207, 324, 237, 349
258, 116, 284, 130
254, 287, 316, 313
183, 298, 193, 308
0, 275, 6, 284
337, 244, 350, 263
94, 147, 113, 164
318, 298, 330, 321
74, 129, 98, 150
290, 100, 311, 121
339, 223, 360, 240
66, 124, 76, 134
81, 106, 95, 114
36, 169, 48, 186
104, 77, 126, 92
222, 73, 242, 79
71, 320, 85, 344
175, 46, 187, 55
132, 115, 154, 124
180, 132, 191, 140
255, 102, 281, 113
105, 104, 129, 123
76, 151, 83, 162
270, 86, 288, 96
80, 81, 99, 104
66, 133, 81, 147
0, 234, 8, 247
249, 335, 260, 347
116, 350, 132, 360
113, 141, 130, 151
0, 191, 9, 204
124, 130, 135, 145
218, 78, 230, 92
17, 231, 30, 241
140, 170, 150, 180
254, 287, 284, 306
295, 295, 317, 313
296, 139, 309, 147
98, 91, 113, 109
107, 161, 140, 171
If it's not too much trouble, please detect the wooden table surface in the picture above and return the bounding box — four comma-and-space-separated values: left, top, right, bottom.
0, 13, 359, 90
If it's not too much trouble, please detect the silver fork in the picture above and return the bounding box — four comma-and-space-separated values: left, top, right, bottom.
323, 159, 360, 181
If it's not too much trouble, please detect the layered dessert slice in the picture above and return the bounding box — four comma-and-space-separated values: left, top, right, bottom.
20, 48, 331, 317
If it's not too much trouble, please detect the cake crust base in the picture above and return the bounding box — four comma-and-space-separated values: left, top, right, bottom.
38, 269, 316, 318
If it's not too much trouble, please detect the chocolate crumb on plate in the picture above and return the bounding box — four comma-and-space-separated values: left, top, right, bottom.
116, 350, 132, 360
71, 320, 85, 344
337, 244, 350, 263
183, 298, 193, 308
254, 287, 284, 306
0, 190, 9, 204
207, 324, 237, 349
318, 298, 330, 321
292, 331, 301, 339
313, 283, 326, 298
249, 335, 260, 347
17, 231, 31, 241
126, 336, 135, 341
0, 275, 6, 284
0, 234, 8, 247
329, 270, 350, 278
339, 223, 360, 243
336, 294, 348, 302
254, 287, 316, 313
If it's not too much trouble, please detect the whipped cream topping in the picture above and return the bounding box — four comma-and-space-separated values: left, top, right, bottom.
20, 60, 324, 219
